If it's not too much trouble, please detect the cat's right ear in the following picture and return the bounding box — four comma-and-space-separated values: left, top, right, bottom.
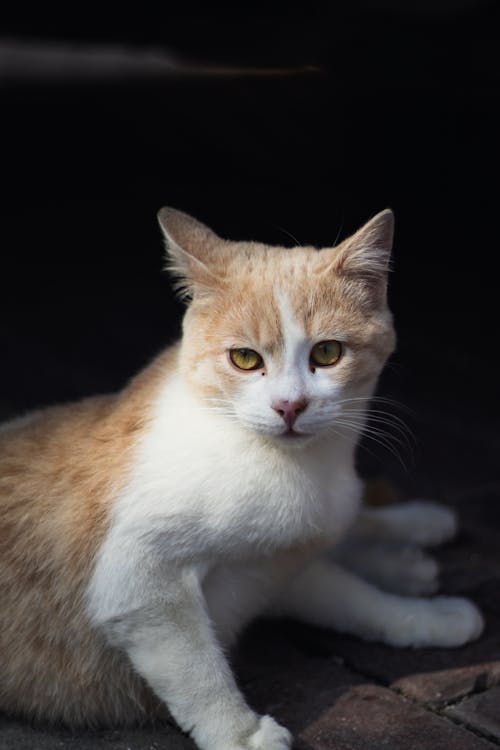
157, 207, 221, 300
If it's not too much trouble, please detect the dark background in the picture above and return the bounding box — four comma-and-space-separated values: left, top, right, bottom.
1, 3, 499, 495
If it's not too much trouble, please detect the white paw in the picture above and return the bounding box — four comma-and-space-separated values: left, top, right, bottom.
378, 500, 458, 547
247, 716, 292, 750
386, 546, 440, 595
206, 714, 291, 750
387, 596, 484, 648
338, 539, 441, 595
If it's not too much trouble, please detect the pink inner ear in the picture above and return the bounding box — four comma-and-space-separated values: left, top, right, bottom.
158, 207, 219, 257
317, 213, 393, 295
158, 209, 228, 302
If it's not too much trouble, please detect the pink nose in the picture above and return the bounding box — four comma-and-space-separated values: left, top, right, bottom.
272, 398, 308, 428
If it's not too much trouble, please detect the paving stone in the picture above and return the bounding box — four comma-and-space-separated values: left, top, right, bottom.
393, 662, 500, 709
446, 686, 500, 742
234, 565, 500, 711
234, 619, 315, 684
253, 595, 500, 710
300, 685, 497, 750
0, 715, 192, 750
246, 668, 496, 750
242, 649, 365, 730
327, 616, 500, 709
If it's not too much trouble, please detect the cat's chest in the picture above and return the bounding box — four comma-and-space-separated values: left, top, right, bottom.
89, 388, 362, 625
117, 405, 361, 560
107, 374, 363, 570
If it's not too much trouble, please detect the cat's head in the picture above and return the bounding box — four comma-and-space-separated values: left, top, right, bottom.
158, 208, 396, 445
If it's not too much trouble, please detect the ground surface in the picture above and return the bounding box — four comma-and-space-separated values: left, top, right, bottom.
0, 395, 499, 750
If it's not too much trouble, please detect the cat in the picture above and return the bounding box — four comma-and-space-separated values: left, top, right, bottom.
0, 207, 483, 750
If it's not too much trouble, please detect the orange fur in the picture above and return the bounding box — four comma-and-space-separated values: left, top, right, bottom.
0, 346, 179, 725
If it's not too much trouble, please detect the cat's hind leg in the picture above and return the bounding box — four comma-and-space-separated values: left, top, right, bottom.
333, 538, 440, 595
332, 499, 458, 595
273, 559, 483, 648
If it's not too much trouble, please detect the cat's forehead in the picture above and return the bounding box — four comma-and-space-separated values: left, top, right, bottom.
222, 241, 322, 295
218, 244, 366, 345
222, 241, 317, 276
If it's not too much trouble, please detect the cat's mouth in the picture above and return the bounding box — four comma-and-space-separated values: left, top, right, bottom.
280, 427, 310, 440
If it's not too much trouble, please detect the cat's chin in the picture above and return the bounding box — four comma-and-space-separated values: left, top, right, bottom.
269, 428, 316, 447
280, 428, 310, 440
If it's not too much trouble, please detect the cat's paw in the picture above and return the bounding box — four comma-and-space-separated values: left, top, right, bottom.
336, 539, 441, 595
205, 714, 291, 750
376, 500, 458, 547
246, 716, 292, 750
383, 545, 440, 595
387, 596, 484, 648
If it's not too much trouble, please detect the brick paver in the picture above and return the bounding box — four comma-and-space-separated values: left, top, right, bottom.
446, 686, 500, 742
0, 716, 192, 750
242, 652, 497, 750
295, 684, 496, 750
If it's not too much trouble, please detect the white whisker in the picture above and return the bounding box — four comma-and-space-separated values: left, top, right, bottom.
331, 416, 411, 472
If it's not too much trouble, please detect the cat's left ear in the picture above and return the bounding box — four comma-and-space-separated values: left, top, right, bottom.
157, 207, 222, 300
320, 209, 394, 306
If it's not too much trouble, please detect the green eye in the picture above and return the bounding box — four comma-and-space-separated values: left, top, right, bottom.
229, 348, 264, 371
310, 340, 342, 367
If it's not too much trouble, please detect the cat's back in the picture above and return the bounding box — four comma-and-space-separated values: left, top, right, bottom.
0, 394, 131, 555
0, 344, 180, 725
0, 343, 180, 522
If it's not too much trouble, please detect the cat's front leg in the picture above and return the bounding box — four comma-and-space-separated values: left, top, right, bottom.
274, 559, 483, 648
104, 567, 291, 750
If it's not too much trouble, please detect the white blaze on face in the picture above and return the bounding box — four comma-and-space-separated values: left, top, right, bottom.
272, 289, 309, 404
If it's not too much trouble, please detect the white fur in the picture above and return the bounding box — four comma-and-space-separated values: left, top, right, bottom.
86, 372, 361, 750
86, 369, 484, 750
86, 305, 482, 750
230, 289, 313, 438
87, 374, 361, 624
332, 501, 459, 595
335, 538, 441, 595
275, 288, 311, 389
274, 558, 483, 648
356, 499, 458, 547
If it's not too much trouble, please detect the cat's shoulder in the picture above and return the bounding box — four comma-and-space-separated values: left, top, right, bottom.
0, 343, 183, 497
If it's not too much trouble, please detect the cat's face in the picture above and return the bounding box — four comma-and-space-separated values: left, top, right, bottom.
159, 208, 396, 444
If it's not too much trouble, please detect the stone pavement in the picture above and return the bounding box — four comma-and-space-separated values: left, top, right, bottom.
0, 402, 499, 749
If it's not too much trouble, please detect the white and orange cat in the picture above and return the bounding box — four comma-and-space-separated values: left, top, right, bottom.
0, 208, 483, 750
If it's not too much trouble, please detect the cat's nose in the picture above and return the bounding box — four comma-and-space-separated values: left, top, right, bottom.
272, 398, 308, 428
